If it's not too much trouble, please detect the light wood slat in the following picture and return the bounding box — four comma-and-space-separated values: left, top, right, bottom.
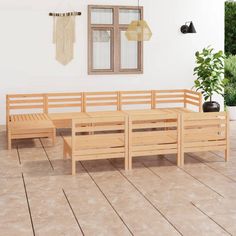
132, 149, 177, 156
184, 140, 226, 148
8, 94, 45, 98
73, 147, 125, 156
47, 92, 82, 96
121, 95, 152, 100
184, 112, 226, 119
9, 99, 44, 104
132, 122, 177, 129
74, 153, 126, 160
87, 111, 125, 117
48, 98, 82, 102
185, 100, 199, 106
86, 102, 117, 106
155, 99, 185, 104
184, 127, 225, 134
120, 90, 152, 94
72, 133, 124, 141
184, 134, 225, 141
122, 101, 151, 105
185, 94, 199, 101
84, 91, 118, 95
163, 108, 192, 113
86, 96, 117, 101
155, 89, 185, 93
11, 133, 53, 139
133, 144, 177, 151
73, 116, 126, 124
184, 145, 226, 153
9, 105, 44, 109
12, 128, 54, 135
76, 125, 125, 132
133, 136, 177, 145
130, 113, 178, 121
185, 120, 226, 126
133, 130, 177, 138
156, 94, 184, 99
48, 103, 82, 108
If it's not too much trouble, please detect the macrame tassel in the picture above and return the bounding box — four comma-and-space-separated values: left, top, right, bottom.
53, 15, 76, 65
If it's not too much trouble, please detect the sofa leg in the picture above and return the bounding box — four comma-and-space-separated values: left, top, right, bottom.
72, 160, 76, 175
52, 129, 56, 146
7, 132, 12, 150
181, 153, 185, 166
125, 157, 128, 171
177, 153, 181, 167
225, 149, 229, 162
129, 156, 132, 170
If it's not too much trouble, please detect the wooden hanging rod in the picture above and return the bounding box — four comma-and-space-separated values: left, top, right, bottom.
49, 12, 81, 17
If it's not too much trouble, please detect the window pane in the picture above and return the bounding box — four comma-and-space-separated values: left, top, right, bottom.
91, 8, 113, 24
120, 31, 138, 69
92, 30, 112, 70
119, 9, 140, 24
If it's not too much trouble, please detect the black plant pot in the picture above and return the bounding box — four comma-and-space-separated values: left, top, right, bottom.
202, 101, 220, 112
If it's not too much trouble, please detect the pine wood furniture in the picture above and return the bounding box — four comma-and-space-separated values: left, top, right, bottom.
152, 89, 202, 112
181, 112, 230, 165
5, 90, 230, 174
83, 91, 119, 112
63, 116, 128, 175
6, 94, 56, 150
128, 113, 181, 169
5, 89, 201, 150
46, 93, 83, 128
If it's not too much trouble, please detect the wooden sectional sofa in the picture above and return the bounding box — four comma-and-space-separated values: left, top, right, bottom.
6, 89, 229, 175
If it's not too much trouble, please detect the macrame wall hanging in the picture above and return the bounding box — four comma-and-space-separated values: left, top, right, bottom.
49, 11, 81, 65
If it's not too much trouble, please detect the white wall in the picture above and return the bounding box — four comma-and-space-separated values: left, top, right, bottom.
0, 0, 225, 124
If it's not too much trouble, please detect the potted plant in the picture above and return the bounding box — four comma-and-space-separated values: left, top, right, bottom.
193, 46, 225, 112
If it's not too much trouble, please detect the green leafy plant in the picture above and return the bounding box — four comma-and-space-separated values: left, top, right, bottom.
225, 1, 236, 56
193, 46, 225, 101
224, 86, 236, 106
224, 55, 236, 106
225, 55, 236, 84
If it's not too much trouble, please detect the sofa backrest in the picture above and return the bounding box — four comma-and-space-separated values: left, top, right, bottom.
45, 93, 83, 113
119, 90, 153, 110
83, 91, 119, 112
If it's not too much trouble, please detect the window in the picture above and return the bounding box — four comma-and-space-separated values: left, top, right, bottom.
88, 5, 143, 75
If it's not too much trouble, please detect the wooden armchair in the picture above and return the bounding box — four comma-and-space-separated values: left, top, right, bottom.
128, 113, 181, 169
63, 116, 128, 175
181, 112, 229, 165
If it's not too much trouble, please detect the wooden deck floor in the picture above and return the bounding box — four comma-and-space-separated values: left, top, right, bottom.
1, 123, 236, 236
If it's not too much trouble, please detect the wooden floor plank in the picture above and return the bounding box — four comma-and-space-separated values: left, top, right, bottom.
81, 159, 180, 235
0, 177, 33, 236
